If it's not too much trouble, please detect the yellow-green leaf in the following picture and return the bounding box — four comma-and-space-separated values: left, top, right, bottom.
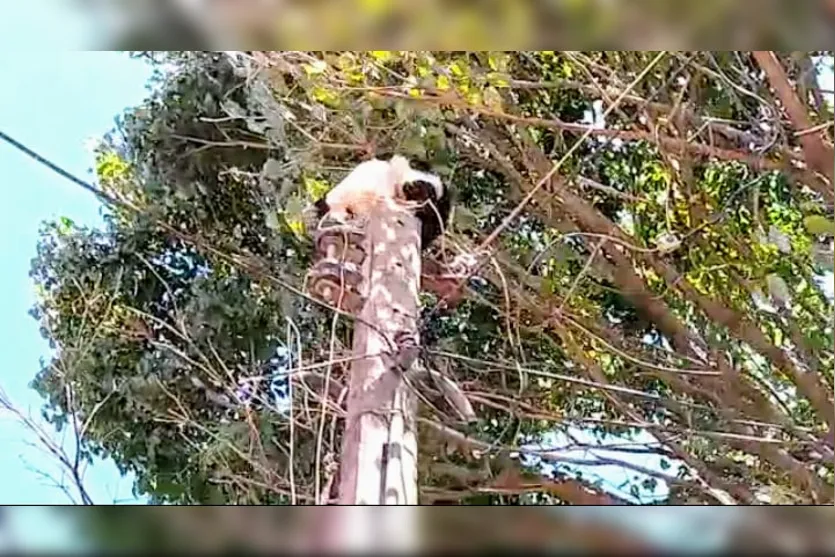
466, 90, 482, 106
483, 86, 503, 112
287, 218, 306, 237
311, 85, 340, 108
303, 177, 331, 200
487, 52, 509, 73
486, 71, 510, 87
804, 215, 835, 236
370, 51, 393, 62
562, 60, 573, 78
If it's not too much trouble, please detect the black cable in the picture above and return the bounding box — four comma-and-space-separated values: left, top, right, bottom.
0, 128, 395, 345
0, 129, 118, 206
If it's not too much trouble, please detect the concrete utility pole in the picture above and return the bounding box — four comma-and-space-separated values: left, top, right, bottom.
308, 200, 422, 551
337, 201, 420, 507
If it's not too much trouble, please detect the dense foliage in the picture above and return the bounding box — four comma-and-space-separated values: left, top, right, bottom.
29, 51, 834, 509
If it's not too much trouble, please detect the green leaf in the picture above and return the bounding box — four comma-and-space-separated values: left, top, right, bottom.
57, 216, 75, 236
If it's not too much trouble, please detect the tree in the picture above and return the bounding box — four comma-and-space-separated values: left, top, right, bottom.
28, 51, 833, 515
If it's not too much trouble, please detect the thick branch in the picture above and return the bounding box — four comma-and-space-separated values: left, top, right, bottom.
753, 51, 834, 201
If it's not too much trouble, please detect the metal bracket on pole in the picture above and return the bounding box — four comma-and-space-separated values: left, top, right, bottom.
307, 222, 368, 315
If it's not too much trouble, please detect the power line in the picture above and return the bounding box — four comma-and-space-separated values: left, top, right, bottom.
0, 128, 392, 340
0, 130, 114, 205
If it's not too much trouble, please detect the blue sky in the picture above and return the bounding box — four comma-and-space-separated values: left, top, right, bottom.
0, 51, 153, 512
